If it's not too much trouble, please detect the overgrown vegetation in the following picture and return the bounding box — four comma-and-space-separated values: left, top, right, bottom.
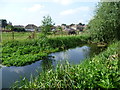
87, 2, 120, 42
12, 41, 120, 88
2, 1, 120, 89
1, 34, 89, 66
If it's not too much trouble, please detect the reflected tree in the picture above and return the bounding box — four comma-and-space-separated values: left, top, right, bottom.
41, 57, 54, 72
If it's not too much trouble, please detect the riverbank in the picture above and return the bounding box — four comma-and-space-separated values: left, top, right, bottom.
12, 41, 120, 88
2, 34, 90, 66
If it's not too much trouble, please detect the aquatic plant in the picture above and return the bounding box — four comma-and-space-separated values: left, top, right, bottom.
2, 34, 89, 66
12, 41, 120, 88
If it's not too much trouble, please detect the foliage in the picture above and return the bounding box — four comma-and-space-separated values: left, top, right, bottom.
1, 34, 89, 66
13, 27, 25, 32
5, 25, 14, 31
88, 2, 120, 42
12, 41, 120, 88
0, 19, 7, 28
41, 15, 55, 35
2, 40, 57, 66
5, 25, 15, 39
47, 35, 89, 49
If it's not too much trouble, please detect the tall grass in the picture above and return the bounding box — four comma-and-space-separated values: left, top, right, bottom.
12, 41, 120, 88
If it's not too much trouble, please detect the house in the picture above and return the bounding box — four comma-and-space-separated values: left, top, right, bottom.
61, 24, 67, 30
76, 24, 86, 31
14, 25, 24, 28
51, 26, 57, 31
69, 24, 77, 30
8, 22, 12, 26
25, 24, 38, 31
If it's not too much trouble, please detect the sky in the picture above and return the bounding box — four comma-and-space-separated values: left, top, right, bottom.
0, 0, 101, 26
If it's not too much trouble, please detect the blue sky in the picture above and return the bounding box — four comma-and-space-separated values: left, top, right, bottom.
0, 0, 100, 26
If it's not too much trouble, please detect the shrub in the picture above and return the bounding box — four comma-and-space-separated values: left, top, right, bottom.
88, 2, 120, 42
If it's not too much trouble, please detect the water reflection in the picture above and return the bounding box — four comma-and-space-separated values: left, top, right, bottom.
2, 61, 41, 88
88, 44, 106, 56
49, 46, 90, 65
41, 58, 55, 72
0, 45, 104, 88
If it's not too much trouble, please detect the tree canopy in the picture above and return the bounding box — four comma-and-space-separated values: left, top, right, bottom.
88, 2, 120, 42
5, 25, 14, 31
41, 15, 55, 35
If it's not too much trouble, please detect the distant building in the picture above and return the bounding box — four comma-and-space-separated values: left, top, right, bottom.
14, 25, 24, 28
77, 24, 86, 31
25, 24, 38, 31
13, 25, 25, 32
0, 19, 7, 29
8, 21, 12, 26
61, 24, 67, 30
70, 24, 77, 30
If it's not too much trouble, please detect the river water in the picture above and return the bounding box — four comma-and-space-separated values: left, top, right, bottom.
0, 45, 104, 88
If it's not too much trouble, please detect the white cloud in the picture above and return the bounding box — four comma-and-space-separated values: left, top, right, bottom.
60, 6, 90, 16
1, 0, 101, 4
60, 9, 76, 16
9, 67, 25, 74
78, 19, 85, 23
24, 4, 44, 12
53, 0, 73, 5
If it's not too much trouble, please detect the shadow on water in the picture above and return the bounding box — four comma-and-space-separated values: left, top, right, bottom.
0, 44, 106, 88
41, 58, 55, 72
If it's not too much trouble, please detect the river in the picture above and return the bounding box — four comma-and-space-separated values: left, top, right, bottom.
0, 45, 105, 88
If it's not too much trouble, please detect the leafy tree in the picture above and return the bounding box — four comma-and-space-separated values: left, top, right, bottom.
88, 2, 120, 42
61, 24, 66, 26
70, 23, 75, 26
78, 23, 83, 26
6, 25, 14, 40
6, 25, 14, 30
0, 19, 7, 29
13, 27, 25, 32
41, 15, 55, 35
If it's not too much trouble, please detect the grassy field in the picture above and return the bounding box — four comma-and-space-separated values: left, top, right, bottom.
12, 41, 120, 88
1, 32, 38, 42
1, 32, 89, 43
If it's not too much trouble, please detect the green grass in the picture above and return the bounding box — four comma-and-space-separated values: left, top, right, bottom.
1, 32, 90, 43
1, 33, 90, 66
12, 41, 120, 88
1, 32, 31, 42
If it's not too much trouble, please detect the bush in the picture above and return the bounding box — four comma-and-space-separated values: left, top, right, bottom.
13, 27, 26, 32
88, 2, 120, 42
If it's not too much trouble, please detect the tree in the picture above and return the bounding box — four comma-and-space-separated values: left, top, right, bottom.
41, 15, 55, 35
61, 24, 66, 26
78, 23, 83, 26
0, 19, 7, 29
13, 27, 25, 32
88, 2, 120, 42
6, 25, 14, 40
6, 25, 13, 30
